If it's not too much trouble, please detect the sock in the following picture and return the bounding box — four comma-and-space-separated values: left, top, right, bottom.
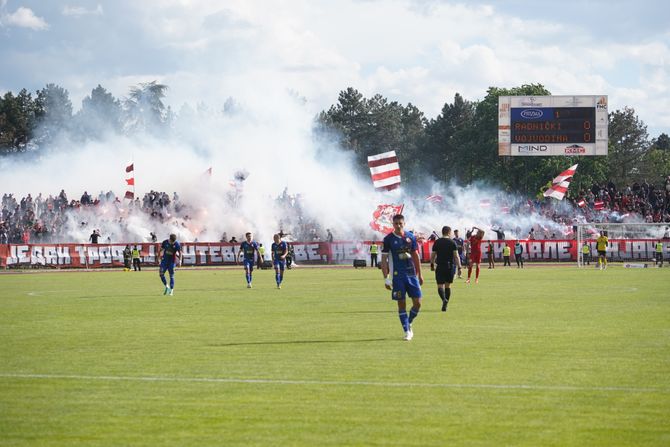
160, 275, 167, 286
476, 265, 480, 279
169, 275, 174, 289
246, 272, 251, 284
409, 307, 419, 324
437, 287, 446, 302
275, 272, 280, 284
444, 288, 451, 303
279, 272, 284, 284
398, 310, 409, 332
467, 265, 472, 279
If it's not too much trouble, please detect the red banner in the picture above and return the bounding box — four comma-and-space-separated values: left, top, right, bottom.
1, 240, 667, 268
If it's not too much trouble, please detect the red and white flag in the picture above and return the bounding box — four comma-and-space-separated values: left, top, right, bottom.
594, 201, 605, 210
543, 164, 578, 200
370, 204, 404, 234
577, 199, 586, 208
368, 151, 401, 191
425, 194, 443, 203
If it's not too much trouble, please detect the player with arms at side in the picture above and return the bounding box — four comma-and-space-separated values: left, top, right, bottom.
596, 231, 608, 270
158, 233, 182, 296
431, 226, 462, 312
238, 232, 260, 288
466, 226, 485, 284
271, 233, 288, 289
381, 214, 424, 341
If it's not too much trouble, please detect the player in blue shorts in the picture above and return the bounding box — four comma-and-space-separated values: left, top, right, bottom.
381, 214, 424, 341
158, 233, 182, 296
271, 233, 288, 289
238, 232, 260, 288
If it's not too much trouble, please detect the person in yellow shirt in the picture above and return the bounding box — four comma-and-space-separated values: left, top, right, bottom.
581, 242, 591, 266
655, 241, 664, 267
596, 231, 608, 270
502, 244, 511, 266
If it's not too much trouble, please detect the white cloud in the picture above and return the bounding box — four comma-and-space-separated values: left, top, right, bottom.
62, 4, 104, 18
1, 6, 48, 30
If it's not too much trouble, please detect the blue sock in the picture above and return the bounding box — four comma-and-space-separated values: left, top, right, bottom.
169, 275, 174, 289
398, 310, 409, 332
275, 272, 280, 284
279, 272, 283, 284
160, 275, 167, 286
409, 307, 419, 324
246, 272, 251, 284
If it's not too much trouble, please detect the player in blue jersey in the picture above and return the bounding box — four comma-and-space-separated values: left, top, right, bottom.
271, 233, 288, 289
238, 232, 260, 288
158, 233, 182, 296
381, 214, 424, 341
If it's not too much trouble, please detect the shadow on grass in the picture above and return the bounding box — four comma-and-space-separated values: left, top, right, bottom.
208, 338, 390, 347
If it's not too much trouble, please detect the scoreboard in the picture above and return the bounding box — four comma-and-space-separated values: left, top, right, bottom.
498, 95, 608, 156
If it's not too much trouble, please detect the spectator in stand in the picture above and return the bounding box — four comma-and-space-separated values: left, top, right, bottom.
326, 229, 334, 243
89, 229, 100, 244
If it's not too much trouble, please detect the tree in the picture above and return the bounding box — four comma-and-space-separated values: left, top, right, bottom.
423, 93, 475, 183
73, 84, 122, 139
0, 89, 39, 154
34, 83, 73, 145
607, 107, 650, 185
638, 132, 670, 184
124, 81, 169, 134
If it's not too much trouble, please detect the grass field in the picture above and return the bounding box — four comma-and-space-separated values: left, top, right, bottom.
1, 265, 669, 446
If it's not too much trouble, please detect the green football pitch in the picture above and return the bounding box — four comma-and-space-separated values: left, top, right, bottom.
1, 265, 669, 446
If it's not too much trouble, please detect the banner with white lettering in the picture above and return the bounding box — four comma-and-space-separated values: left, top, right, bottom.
1, 240, 667, 268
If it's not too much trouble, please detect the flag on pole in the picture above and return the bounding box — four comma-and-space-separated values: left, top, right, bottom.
124, 191, 134, 200
125, 178, 135, 186
425, 194, 443, 203
370, 204, 404, 234
368, 151, 401, 191
594, 200, 605, 210
205, 167, 212, 176
577, 199, 586, 208
543, 164, 578, 200
126, 163, 134, 173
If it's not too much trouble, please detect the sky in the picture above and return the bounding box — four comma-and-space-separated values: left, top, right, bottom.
0, 0, 668, 137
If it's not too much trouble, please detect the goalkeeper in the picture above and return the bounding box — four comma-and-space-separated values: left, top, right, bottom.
596, 231, 608, 270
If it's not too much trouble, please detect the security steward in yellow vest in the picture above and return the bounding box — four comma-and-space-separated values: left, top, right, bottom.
655, 241, 664, 267
582, 242, 591, 266
502, 244, 511, 266
132, 246, 141, 271
370, 243, 379, 268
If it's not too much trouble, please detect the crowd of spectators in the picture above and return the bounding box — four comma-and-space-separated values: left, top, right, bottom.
0, 189, 188, 244
2, 176, 669, 245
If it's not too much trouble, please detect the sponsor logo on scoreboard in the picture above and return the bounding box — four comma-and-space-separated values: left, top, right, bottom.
596, 96, 607, 110
519, 96, 543, 107
564, 144, 586, 154
517, 145, 548, 153
520, 109, 543, 119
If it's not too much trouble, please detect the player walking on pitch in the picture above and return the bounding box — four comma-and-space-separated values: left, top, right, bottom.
380, 214, 424, 341
271, 233, 288, 289
466, 226, 485, 284
158, 233, 182, 296
239, 232, 260, 288
431, 226, 462, 312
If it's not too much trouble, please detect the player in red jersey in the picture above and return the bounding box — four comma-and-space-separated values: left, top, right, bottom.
466, 227, 485, 284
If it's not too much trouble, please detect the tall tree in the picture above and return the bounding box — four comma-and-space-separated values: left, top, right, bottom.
124, 81, 168, 134
73, 85, 122, 139
0, 89, 39, 154
34, 83, 73, 145
607, 107, 650, 185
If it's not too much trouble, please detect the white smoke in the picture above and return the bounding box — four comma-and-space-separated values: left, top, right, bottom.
0, 86, 596, 246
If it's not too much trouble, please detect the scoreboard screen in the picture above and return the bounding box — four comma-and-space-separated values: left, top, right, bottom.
498, 96, 608, 156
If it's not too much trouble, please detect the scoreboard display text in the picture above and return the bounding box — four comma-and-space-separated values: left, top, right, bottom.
498, 96, 608, 156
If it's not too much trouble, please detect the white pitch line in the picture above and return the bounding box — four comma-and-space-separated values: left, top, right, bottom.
0, 373, 667, 394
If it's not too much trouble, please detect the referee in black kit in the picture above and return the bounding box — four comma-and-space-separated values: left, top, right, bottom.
430, 226, 462, 312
